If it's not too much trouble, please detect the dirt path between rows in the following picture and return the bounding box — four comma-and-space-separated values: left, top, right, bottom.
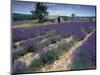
39, 31, 95, 72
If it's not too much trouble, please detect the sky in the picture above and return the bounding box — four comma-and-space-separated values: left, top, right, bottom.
12, 1, 96, 17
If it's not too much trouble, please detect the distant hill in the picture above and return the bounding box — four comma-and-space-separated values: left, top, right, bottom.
12, 13, 33, 21
12, 13, 32, 17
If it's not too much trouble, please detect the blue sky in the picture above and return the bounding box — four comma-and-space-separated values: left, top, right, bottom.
12, 1, 96, 17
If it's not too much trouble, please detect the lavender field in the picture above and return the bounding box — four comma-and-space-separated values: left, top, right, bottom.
12, 1, 96, 74
12, 21, 96, 73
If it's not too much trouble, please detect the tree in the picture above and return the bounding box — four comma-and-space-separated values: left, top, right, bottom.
71, 13, 75, 22
31, 2, 48, 22
71, 13, 75, 18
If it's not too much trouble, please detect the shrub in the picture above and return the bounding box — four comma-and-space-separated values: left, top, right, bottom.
12, 49, 26, 62
40, 52, 48, 64
47, 49, 58, 63
13, 60, 28, 74
31, 58, 43, 71
57, 40, 71, 54
73, 32, 86, 41
37, 39, 50, 49
45, 30, 56, 38
40, 49, 58, 64
58, 42, 68, 52
68, 38, 78, 47
30, 48, 59, 71
12, 44, 36, 62
48, 35, 62, 44
57, 38, 77, 55
39, 31, 46, 35
25, 45, 36, 52
58, 43, 68, 56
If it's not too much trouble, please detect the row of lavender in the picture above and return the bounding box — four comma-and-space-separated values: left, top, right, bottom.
12, 22, 96, 74
71, 31, 96, 70
12, 22, 96, 43
12, 22, 96, 61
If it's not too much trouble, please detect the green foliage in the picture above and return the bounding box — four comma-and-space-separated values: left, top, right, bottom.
57, 37, 77, 56
12, 49, 26, 62
48, 35, 62, 44
13, 13, 34, 21
40, 52, 49, 64
58, 42, 68, 52
68, 39, 76, 47
48, 50, 57, 61
31, 2, 48, 22
38, 41, 50, 49
47, 50, 55, 62
30, 48, 59, 71
57, 41, 70, 56
31, 58, 43, 71
13, 45, 36, 62
45, 30, 56, 38
40, 49, 58, 64
60, 16, 68, 21
71, 63, 87, 70
47, 50, 57, 63
71, 13, 75, 18
25, 45, 36, 52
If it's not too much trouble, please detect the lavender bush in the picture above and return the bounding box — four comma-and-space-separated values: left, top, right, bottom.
13, 60, 28, 74
31, 58, 43, 71
40, 48, 58, 64
13, 22, 95, 43
71, 31, 96, 70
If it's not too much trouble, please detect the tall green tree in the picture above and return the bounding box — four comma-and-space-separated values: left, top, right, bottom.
31, 2, 48, 22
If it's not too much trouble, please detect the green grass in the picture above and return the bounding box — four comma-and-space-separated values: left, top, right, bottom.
71, 63, 87, 70
57, 37, 78, 55
30, 58, 43, 71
